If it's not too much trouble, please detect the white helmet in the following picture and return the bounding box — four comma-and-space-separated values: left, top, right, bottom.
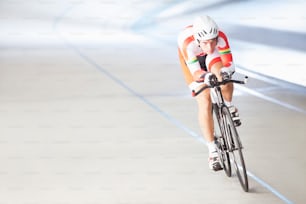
193, 15, 219, 43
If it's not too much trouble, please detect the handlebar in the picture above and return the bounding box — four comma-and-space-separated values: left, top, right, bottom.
192, 75, 248, 97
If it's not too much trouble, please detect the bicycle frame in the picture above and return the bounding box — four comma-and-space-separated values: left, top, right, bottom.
192, 74, 249, 192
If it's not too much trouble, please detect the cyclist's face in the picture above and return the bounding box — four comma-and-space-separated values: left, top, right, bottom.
199, 37, 218, 54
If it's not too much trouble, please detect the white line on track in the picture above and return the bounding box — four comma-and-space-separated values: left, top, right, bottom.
236, 67, 306, 115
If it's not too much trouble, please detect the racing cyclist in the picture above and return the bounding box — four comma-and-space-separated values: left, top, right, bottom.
177, 15, 240, 171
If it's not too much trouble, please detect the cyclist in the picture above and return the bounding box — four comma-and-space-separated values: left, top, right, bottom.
177, 15, 240, 171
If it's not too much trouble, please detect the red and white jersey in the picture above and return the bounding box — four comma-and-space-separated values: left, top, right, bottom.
177, 25, 233, 75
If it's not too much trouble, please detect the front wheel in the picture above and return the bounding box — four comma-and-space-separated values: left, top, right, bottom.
212, 104, 231, 177
222, 105, 249, 192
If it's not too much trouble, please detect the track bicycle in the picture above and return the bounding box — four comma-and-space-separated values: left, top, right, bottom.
192, 73, 249, 192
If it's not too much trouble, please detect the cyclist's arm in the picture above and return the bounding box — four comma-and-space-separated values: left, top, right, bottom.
177, 27, 205, 80
217, 31, 233, 67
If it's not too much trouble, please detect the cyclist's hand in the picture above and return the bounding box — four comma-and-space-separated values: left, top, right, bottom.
221, 63, 235, 80
202, 72, 213, 86
193, 69, 206, 82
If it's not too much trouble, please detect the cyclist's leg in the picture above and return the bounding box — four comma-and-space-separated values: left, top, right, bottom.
178, 49, 221, 170
195, 88, 222, 171
194, 86, 214, 145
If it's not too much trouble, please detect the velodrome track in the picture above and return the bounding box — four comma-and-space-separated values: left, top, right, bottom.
1, 1, 306, 203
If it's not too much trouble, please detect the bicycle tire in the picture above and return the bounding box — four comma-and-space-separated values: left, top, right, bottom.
222, 105, 249, 192
212, 104, 231, 177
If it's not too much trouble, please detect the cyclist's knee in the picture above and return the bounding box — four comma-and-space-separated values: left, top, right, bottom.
196, 90, 211, 106
222, 82, 233, 92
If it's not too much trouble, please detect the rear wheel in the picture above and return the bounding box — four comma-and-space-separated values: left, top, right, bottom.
222, 105, 249, 192
213, 104, 231, 177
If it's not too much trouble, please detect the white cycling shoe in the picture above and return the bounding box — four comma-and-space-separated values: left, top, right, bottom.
208, 151, 223, 171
